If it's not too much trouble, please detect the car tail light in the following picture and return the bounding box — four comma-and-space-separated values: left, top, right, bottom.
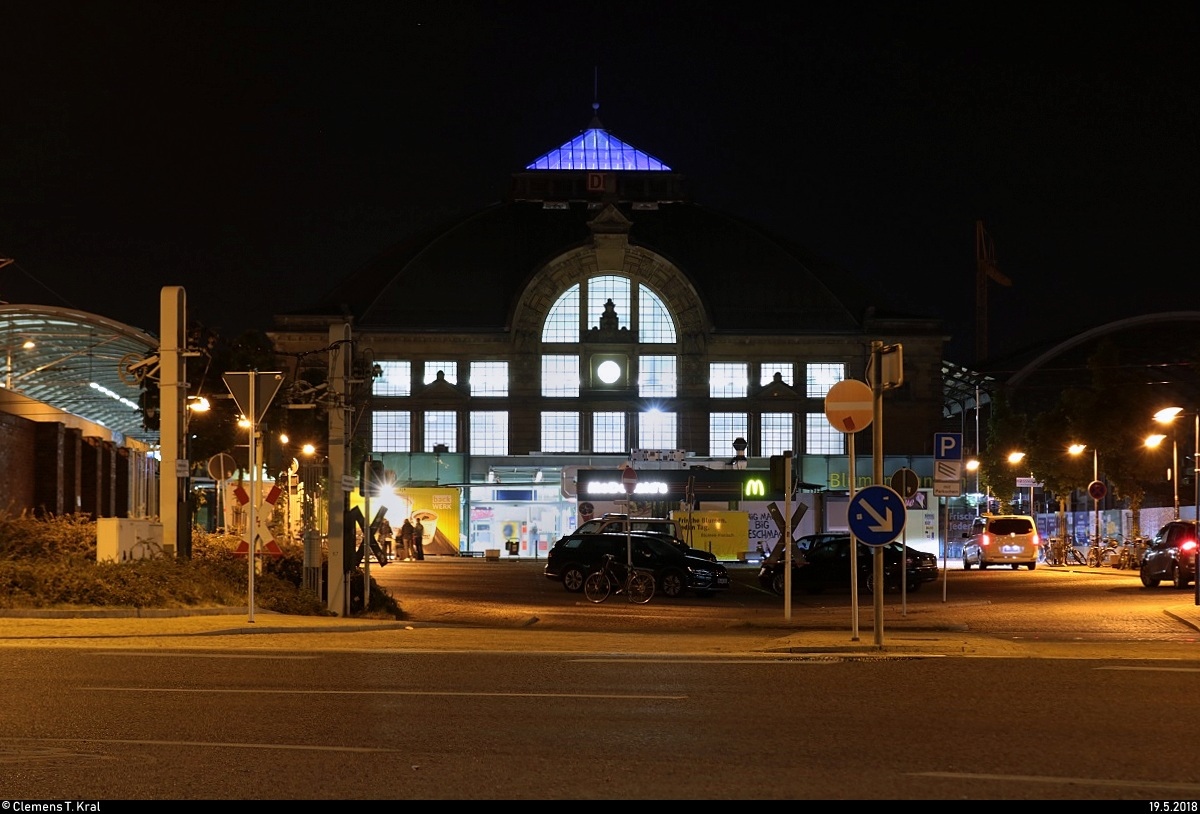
981, 533, 991, 547
1181, 539, 1198, 554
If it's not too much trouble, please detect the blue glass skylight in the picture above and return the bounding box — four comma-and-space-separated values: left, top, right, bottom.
527, 127, 670, 171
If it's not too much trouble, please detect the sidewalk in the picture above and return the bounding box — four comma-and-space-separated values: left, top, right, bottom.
0, 593, 1197, 658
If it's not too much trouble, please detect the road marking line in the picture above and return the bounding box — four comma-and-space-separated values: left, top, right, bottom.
81, 687, 686, 699
914, 771, 1200, 793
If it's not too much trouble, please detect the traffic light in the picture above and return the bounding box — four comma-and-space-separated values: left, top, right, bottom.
360, 458, 386, 495
770, 451, 793, 493
137, 381, 160, 431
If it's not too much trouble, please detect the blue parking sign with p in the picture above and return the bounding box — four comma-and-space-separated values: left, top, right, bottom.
934, 432, 963, 461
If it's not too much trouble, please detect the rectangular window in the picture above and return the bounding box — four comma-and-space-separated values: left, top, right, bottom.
423, 361, 457, 385
760, 362, 794, 387
469, 361, 508, 396
541, 355, 580, 397
638, 355, 677, 397
805, 412, 844, 455
761, 412, 794, 456
593, 412, 626, 453
469, 411, 508, 455
374, 361, 411, 396
541, 412, 580, 452
709, 412, 748, 457
639, 411, 677, 449
709, 362, 748, 398
424, 411, 457, 452
807, 363, 844, 398
373, 410, 411, 452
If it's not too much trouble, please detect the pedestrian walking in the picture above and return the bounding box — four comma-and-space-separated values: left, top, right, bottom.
413, 517, 426, 560
379, 518, 394, 561
399, 518, 416, 561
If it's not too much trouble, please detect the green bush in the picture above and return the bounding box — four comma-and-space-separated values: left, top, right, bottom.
0, 512, 399, 618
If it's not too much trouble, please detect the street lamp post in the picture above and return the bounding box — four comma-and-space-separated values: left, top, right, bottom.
1145, 431, 1180, 521
1069, 444, 1101, 544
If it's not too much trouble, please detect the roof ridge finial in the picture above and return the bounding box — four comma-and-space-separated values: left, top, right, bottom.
590, 66, 603, 130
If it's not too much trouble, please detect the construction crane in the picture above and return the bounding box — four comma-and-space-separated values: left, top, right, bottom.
975, 220, 1011, 363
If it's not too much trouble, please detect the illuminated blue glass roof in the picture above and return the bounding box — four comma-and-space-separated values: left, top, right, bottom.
526, 113, 670, 171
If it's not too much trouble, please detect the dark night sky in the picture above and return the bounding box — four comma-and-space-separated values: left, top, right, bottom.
2, 3, 1196, 366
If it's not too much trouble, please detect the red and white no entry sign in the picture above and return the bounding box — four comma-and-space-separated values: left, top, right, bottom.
824, 379, 874, 433
621, 466, 638, 494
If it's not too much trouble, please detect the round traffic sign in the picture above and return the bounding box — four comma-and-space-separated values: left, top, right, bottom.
1088, 479, 1107, 501
207, 452, 237, 481
621, 465, 638, 495
847, 484, 906, 546
890, 467, 920, 499
824, 379, 873, 433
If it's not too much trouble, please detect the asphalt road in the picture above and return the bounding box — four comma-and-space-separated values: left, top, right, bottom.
1, 558, 1199, 799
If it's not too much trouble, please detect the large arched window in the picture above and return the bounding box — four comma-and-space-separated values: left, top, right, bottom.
539, 275, 679, 452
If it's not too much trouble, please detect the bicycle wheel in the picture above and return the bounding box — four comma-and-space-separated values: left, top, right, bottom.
626, 571, 655, 604
1086, 549, 1101, 568
583, 571, 612, 603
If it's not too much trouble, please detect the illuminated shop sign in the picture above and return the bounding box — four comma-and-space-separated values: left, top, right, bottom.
584, 479, 670, 496
577, 470, 776, 500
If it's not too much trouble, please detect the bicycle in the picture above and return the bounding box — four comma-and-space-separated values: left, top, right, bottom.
1086, 535, 1123, 568
1060, 537, 1087, 566
583, 553, 656, 604
1116, 536, 1147, 570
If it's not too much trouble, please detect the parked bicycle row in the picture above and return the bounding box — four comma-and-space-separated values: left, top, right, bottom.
1039, 535, 1147, 569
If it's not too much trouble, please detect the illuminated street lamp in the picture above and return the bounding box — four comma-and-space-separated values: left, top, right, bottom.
1069, 444, 1101, 544
966, 458, 980, 494
1144, 433, 1178, 521
1007, 451, 1033, 514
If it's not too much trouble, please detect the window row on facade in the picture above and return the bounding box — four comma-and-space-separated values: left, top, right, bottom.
373, 360, 848, 399
371, 409, 848, 457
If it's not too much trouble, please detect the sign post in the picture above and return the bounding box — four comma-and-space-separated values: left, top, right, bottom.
621, 465, 637, 570
890, 467, 919, 615
223, 370, 284, 623
933, 432, 964, 601
825, 379, 874, 641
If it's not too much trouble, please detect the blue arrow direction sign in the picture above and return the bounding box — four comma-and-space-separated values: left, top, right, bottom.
847, 485, 906, 546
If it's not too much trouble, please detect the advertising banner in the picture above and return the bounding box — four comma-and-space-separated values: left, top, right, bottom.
354, 486, 462, 556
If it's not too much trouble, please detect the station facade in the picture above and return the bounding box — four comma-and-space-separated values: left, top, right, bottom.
268, 110, 957, 556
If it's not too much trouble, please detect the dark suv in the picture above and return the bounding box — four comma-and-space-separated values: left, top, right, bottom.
573, 514, 718, 561
1139, 519, 1198, 589
544, 532, 730, 598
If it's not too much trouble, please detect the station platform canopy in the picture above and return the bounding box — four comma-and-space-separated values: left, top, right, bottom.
0, 304, 158, 445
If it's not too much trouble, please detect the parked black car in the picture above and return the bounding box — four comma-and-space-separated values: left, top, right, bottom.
544, 532, 730, 598
1139, 519, 1198, 589
573, 514, 719, 562
758, 533, 939, 595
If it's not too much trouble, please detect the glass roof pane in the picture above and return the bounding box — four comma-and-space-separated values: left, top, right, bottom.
526, 127, 671, 171
1, 306, 159, 444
